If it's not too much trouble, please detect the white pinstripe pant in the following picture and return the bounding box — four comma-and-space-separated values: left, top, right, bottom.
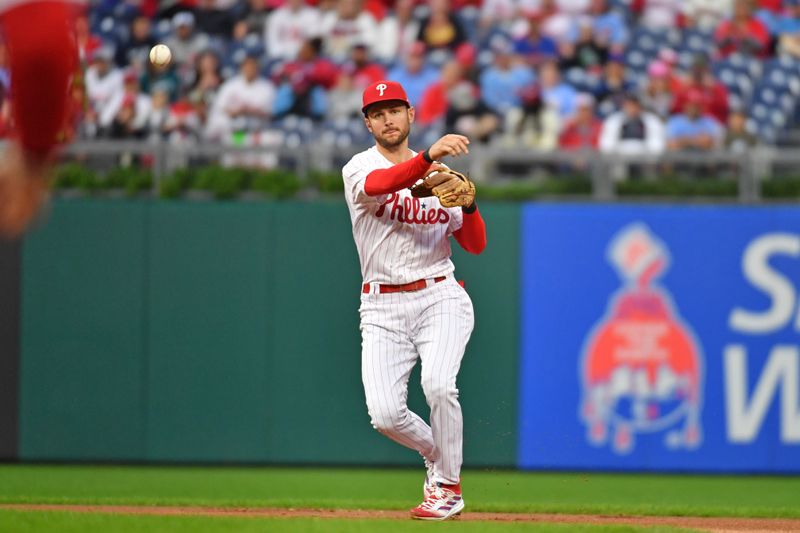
359, 277, 474, 485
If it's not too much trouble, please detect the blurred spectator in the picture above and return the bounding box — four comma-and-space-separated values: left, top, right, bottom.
326, 72, 363, 121
272, 38, 338, 119
108, 96, 145, 139
85, 47, 125, 126
530, 0, 578, 42
342, 43, 386, 88
479, 0, 520, 33
265, 0, 321, 61
539, 60, 578, 121
206, 55, 276, 139
639, 61, 676, 119
189, 50, 223, 105
115, 15, 155, 69
417, 0, 466, 51
417, 60, 464, 125
101, 69, 152, 136
479, 39, 537, 116
758, 0, 783, 12
654, 51, 685, 92
587, 0, 628, 49
600, 92, 665, 155
666, 90, 724, 151
715, 0, 771, 57
501, 83, 560, 150
165, 12, 209, 66
227, 20, 263, 67
386, 42, 439, 107
319, 0, 378, 62
593, 55, 635, 112
560, 93, 602, 150
242, 0, 270, 32
754, 0, 785, 36
682, 0, 733, 31
75, 13, 102, 65
195, 0, 237, 36
513, 15, 559, 66
445, 79, 500, 142
374, 0, 421, 63
559, 17, 609, 72
139, 59, 181, 103
164, 97, 204, 142
776, 0, 800, 58
672, 54, 728, 124
145, 84, 172, 140
64, 74, 89, 142
636, 0, 684, 30
454, 42, 479, 78
724, 109, 758, 151
556, 0, 591, 16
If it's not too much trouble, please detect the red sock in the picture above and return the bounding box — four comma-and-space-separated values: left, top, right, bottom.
1, 1, 78, 156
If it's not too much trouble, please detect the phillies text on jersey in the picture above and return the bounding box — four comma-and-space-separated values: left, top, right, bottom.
342, 146, 463, 285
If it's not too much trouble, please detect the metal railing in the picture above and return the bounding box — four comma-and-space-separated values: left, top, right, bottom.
58, 140, 800, 203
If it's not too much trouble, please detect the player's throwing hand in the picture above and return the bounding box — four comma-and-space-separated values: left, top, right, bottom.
427, 134, 470, 160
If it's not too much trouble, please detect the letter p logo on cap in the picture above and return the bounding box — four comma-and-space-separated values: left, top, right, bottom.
362, 80, 410, 114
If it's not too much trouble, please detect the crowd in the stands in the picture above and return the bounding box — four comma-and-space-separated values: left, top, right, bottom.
3, 0, 798, 156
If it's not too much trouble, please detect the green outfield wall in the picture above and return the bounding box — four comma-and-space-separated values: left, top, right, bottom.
19, 199, 519, 467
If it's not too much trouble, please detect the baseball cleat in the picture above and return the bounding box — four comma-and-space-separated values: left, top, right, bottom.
423, 458, 436, 499
410, 482, 464, 521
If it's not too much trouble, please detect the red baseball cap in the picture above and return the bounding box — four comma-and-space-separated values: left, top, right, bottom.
362, 80, 410, 114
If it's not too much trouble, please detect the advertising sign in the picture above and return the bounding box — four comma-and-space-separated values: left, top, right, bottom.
520, 205, 800, 472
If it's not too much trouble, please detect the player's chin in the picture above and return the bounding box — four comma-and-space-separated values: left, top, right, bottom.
376, 131, 408, 149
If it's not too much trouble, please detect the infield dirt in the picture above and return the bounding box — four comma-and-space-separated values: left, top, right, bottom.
2, 504, 799, 532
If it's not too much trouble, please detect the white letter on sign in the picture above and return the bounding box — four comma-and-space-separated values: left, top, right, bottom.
725, 344, 800, 443
729, 234, 800, 334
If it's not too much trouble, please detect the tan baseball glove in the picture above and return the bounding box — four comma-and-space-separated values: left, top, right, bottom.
409, 168, 476, 209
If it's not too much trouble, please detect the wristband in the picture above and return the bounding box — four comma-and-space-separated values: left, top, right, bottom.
422, 149, 434, 163
462, 201, 477, 214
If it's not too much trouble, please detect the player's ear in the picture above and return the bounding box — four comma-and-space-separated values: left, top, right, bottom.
364, 115, 372, 132
408, 106, 415, 124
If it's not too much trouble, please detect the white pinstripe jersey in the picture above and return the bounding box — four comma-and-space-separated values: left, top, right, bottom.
343, 146, 464, 285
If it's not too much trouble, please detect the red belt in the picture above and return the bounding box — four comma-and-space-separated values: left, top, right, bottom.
363, 276, 446, 294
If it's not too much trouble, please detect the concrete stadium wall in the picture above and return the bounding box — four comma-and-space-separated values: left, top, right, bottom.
17, 199, 520, 467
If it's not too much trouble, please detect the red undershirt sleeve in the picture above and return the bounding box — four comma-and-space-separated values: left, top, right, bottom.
453, 206, 486, 255
1, 1, 77, 156
364, 152, 433, 196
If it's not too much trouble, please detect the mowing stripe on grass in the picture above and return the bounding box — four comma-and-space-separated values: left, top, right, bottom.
0, 466, 798, 519
0, 510, 697, 533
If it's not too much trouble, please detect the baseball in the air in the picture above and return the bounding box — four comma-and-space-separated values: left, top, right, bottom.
149, 44, 172, 67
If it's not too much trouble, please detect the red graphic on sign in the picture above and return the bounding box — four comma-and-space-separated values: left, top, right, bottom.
580, 224, 704, 454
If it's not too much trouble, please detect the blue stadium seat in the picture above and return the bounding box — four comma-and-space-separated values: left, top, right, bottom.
665, 28, 683, 48
752, 103, 769, 120
565, 68, 587, 91
771, 109, 787, 128
624, 50, 647, 70
717, 67, 737, 87
780, 93, 796, 113
758, 87, 777, 105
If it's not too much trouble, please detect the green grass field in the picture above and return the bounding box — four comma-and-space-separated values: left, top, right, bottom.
0, 465, 798, 532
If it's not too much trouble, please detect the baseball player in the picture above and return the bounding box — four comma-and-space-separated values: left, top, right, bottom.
342, 80, 486, 521
0, 0, 80, 237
